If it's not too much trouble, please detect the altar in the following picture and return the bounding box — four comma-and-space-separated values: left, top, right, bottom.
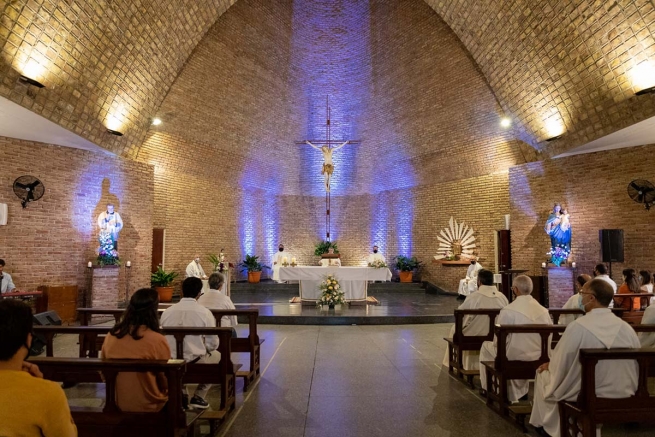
278, 266, 392, 302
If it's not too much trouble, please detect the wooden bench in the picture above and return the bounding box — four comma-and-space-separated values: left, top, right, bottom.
77, 307, 264, 391
558, 348, 655, 437
33, 325, 239, 421
27, 356, 195, 437
612, 293, 653, 325
481, 324, 566, 430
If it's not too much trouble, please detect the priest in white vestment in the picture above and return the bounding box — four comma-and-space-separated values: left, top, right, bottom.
458, 258, 483, 298
442, 269, 509, 370
529, 279, 640, 437
558, 274, 591, 325
638, 305, 655, 347
186, 255, 207, 279
479, 275, 552, 401
271, 244, 290, 283
366, 245, 385, 265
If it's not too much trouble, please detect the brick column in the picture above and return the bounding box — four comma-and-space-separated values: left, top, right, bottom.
91, 266, 121, 308
546, 267, 576, 308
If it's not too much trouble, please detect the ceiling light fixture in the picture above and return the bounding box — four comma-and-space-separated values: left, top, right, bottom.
545, 134, 563, 142
152, 118, 162, 126
18, 75, 45, 88
500, 117, 511, 128
107, 129, 124, 136
631, 61, 655, 95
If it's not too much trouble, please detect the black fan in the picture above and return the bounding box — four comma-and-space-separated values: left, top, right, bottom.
627, 179, 655, 210
13, 175, 45, 208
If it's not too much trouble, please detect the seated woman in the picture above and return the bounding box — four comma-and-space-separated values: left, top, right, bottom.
640, 270, 653, 308
101, 288, 171, 412
614, 268, 641, 311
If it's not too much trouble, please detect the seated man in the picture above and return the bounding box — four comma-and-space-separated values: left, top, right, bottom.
0, 258, 16, 294
558, 274, 591, 325
479, 275, 552, 400
529, 279, 640, 437
457, 258, 482, 299
442, 269, 509, 370
186, 254, 207, 279
638, 304, 655, 347
161, 277, 218, 410
319, 248, 341, 267
197, 272, 238, 338
0, 300, 77, 437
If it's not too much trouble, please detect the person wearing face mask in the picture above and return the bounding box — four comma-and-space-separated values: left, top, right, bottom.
478, 275, 551, 400
530, 279, 640, 437
0, 299, 78, 436
457, 257, 483, 299
271, 244, 291, 283
186, 254, 207, 279
558, 274, 592, 325
366, 245, 385, 265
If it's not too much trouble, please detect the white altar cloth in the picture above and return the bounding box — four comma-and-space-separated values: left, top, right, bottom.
278, 266, 392, 301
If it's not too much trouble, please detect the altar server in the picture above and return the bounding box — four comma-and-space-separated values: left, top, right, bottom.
271, 244, 291, 283
186, 255, 207, 279
442, 269, 509, 370
478, 275, 551, 400
0, 259, 16, 294
366, 245, 385, 265
529, 279, 640, 437
457, 258, 482, 298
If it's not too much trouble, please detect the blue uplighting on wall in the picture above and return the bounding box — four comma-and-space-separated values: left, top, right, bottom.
239, 190, 256, 256
395, 193, 414, 256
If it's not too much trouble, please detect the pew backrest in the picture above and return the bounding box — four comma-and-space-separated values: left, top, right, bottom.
453, 309, 501, 347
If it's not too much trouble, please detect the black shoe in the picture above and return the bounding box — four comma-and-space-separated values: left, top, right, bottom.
182, 394, 189, 410
456, 295, 466, 300
189, 395, 209, 410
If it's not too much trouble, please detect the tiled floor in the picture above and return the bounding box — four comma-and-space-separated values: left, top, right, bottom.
51, 324, 655, 437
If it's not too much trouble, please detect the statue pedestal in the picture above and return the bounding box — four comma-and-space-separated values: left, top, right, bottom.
544, 266, 576, 308
91, 266, 121, 308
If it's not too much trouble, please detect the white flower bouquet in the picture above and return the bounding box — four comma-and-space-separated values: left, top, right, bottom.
367, 260, 387, 269
317, 274, 347, 308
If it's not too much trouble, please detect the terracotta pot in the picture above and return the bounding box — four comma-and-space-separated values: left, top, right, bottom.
248, 271, 262, 283
155, 286, 174, 303
399, 271, 413, 283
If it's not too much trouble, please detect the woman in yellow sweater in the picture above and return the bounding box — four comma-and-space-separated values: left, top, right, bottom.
0, 299, 77, 437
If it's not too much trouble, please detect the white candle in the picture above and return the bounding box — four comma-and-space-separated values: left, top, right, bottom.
541, 262, 546, 268
283, 256, 288, 263
571, 262, 576, 268
87, 261, 93, 268
126, 261, 131, 267
291, 257, 297, 263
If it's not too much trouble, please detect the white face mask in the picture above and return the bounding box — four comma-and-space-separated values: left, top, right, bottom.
578, 294, 586, 311
195, 258, 200, 263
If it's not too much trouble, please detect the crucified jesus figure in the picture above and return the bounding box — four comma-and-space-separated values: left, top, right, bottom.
306, 140, 349, 192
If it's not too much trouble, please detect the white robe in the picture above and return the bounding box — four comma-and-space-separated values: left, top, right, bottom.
458, 262, 483, 296
320, 258, 341, 267
479, 295, 552, 401
366, 253, 385, 265
185, 261, 206, 278
271, 251, 292, 282
529, 308, 640, 437
638, 305, 655, 347
558, 293, 584, 326
442, 285, 509, 370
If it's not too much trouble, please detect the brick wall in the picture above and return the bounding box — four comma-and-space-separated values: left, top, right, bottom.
509, 144, 655, 285
0, 136, 154, 304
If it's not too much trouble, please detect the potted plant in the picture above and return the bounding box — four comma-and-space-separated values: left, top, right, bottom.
151, 266, 178, 302
238, 255, 269, 283
314, 240, 339, 256
393, 255, 422, 283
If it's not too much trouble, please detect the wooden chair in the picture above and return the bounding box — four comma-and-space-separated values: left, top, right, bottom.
558, 348, 655, 437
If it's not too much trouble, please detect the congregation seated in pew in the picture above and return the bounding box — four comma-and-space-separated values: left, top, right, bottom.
479, 275, 552, 401
614, 268, 643, 311
101, 288, 171, 413
558, 274, 591, 325
0, 300, 77, 437
442, 269, 509, 370
197, 272, 238, 337
529, 279, 640, 437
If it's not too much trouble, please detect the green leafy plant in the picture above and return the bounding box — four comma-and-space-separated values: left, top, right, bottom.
314, 240, 339, 256
151, 266, 178, 287
393, 255, 422, 272
238, 254, 270, 273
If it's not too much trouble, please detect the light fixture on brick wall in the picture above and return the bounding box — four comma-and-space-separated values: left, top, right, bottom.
500, 117, 511, 128
631, 60, 655, 95
105, 110, 125, 136
544, 109, 565, 141
152, 118, 162, 126
106, 129, 124, 136
18, 59, 46, 88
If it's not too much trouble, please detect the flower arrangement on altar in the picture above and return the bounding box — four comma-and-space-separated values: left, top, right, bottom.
208, 251, 233, 273
317, 274, 347, 308
547, 245, 570, 267
368, 259, 387, 269
97, 231, 120, 266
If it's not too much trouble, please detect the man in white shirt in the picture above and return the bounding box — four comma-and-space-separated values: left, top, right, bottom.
186, 255, 207, 279
457, 258, 482, 299
197, 273, 238, 337
442, 269, 509, 370
558, 274, 591, 325
366, 245, 385, 265
593, 263, 617, 292
479, 275, 552, 400
638, 304, 655, 347
319, 248, 341, 267
160, 277, 218, 410
271, 244, 290, 283
529, 279, 640, 437
0, 259, 16, 294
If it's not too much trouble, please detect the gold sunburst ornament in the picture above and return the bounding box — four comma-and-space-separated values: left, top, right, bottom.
433, 217, 477, 261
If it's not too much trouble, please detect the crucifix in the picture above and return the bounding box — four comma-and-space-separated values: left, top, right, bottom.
295, 96, 360, 241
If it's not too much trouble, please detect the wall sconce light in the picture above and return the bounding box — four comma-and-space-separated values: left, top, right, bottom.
107, 129, 124, 136
544, 109, 565, 141
631, 61, 655, 95
19, 75, 45, 88
152, 118, 162, 126
500, 117, 511, 128
19, 59, 46, 88
105, 110, 125, 136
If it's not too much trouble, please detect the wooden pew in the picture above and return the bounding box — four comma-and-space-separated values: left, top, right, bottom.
77, 307, 264, 391
27, 357, 192, 437
558, 348, 655, 437
33, 325, 239, 421
612, 293, 653, 325
481, 324, 566, 430
444, 309, 501, 387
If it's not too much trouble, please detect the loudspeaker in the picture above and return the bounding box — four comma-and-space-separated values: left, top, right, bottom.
600, 229, 624, 263
31, 311, 62, 355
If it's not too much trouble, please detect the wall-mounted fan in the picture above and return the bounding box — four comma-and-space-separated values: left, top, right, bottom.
627, 179, 655, 210
13, 176, 45, 208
